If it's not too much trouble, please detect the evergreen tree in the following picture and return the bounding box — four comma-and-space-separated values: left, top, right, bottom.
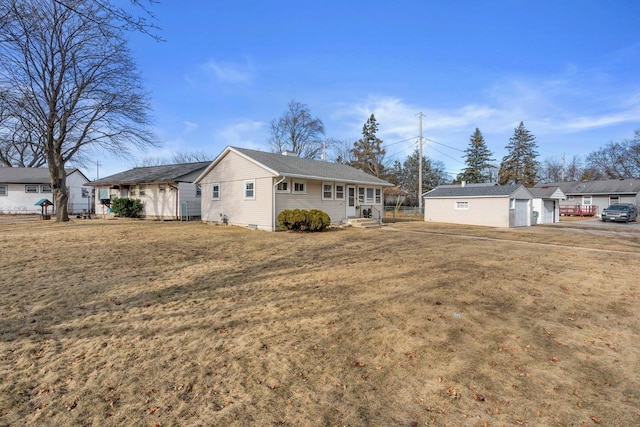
348, 114, 386, 177
457, 128, 495, 183
394, 148, 449, 201
498, 122, 539, 186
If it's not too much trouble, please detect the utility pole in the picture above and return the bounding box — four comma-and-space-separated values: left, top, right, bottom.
561, 154, 566, 182
418, 112, 424, 212
96, 160, 101, 180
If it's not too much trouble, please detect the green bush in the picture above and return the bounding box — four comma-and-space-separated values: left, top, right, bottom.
110, 198, 144, 218
277, 208, 330, 232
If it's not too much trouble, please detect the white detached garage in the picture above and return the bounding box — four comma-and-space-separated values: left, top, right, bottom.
423, 183, 534, 228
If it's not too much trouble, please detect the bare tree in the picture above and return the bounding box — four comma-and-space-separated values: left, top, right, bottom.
538, 157, 563, 183
135, 151, 214, 167
585, 130, 640, 179
0, 0, 157, 221
269, 100, 325, 159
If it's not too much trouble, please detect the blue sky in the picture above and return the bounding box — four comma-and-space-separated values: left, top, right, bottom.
91, 0, 640, 180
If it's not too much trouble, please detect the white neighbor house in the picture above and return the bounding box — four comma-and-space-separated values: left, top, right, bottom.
528, 186, 565, 224
423, 183, 534, 228
87, 162, 210, 220
194, 146, 393, 231
0, 167, 90, 214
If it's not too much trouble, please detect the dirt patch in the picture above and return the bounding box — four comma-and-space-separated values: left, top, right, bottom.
1, 220, 639, 426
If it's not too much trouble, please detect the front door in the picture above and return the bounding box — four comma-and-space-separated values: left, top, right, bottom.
347, 186, 356, 217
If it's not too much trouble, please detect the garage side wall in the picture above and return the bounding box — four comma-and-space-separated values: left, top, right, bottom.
424, 197, 510, 227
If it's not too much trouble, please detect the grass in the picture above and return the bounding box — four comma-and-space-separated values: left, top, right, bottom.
1, 219, 639, 426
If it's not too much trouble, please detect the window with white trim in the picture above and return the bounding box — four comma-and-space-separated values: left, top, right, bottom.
292, 181, 306, 194
25, 184, 38, 193
276, 180, 289, 193
159, 184, 166, 193
583, 195, 592, 205
566, 195, 574, 201
335, 184, 345, 200
375, 188, 381, 204
455, 201, 469, 210
609, 195, 620, 205
244, 180, 255, 199
509, 198, 515, 209
322, 182, 333, 200
0, 185, 7, 196
366, 188, 374, 202
130, 189, 136, 197
195, 184, 202, 197
81, 188, 90, 198
358, 187, 365, 203
212, 183, 220, 200
139, 185, 146, 196
41, 184, 52, 193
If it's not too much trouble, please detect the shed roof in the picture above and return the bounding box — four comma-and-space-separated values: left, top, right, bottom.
88, 162, 210, 186
528, 186, 565, 199
424, 183, 529, 198
0, 167, 81, 184
195, 146, 393, 186
534, 179, 640, 195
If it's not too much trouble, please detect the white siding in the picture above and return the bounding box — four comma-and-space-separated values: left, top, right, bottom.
0, 183, 51, 214
200, 151, 275, 230
425, 197, 511, 228
532, 198, 543, 224
93, 184, 179, 219
66, 170, 91, 214
177, 182, 202, 219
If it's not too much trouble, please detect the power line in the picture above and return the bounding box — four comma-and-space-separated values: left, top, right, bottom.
424, 138, 465, 153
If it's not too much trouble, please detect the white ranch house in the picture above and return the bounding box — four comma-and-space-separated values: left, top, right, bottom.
534, 178, 640, 217
423, 183, 534, 228
87, 162, 209, 220
0, 167, 90, 214
194, 146, 393, 231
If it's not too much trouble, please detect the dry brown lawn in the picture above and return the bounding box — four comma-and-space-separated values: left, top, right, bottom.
1, 219, 639, 426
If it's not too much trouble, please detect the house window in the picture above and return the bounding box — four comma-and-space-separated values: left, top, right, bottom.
41, 184, 52, 193
566, 195, 574, 201
130, 189, 136, 197
609, 195, 620, 205
25, 184, 38, 193
455, 201, 469, 210
81, 188, 90, 198
358, 187, 365, 203
583, 195, 592, 205
195, 184, 202, 197
293, 181, 306, 194
211, 183, 220, 200
159, 185, 166, 193
244, 180, 255, 199
335, 184, 345, 200
322, 183, 333, 200
375, 188, 381, 204
0, 185, 7, 196
509, 198, 515, 209
366, 188, 374, 203
276, 180, 289, 193
139, 185, 146, 196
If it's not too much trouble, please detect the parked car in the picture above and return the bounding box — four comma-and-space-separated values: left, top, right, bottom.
601, 204, 638, 222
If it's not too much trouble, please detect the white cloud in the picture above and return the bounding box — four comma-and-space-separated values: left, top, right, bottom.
215, 118, 266, 148
204, 58, 253, 84
182, 121, 198, 133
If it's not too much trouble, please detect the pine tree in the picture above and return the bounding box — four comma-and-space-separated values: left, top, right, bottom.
498, 122, 539, 186
457, 128, 495, 183
348, 114, 386, 178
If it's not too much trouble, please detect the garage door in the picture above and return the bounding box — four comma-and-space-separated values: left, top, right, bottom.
543, 200, 554, 224
514, 199, 529, 227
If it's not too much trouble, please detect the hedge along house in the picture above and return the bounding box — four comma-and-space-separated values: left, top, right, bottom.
423, 182, 534, 228
87, 162, 210, 220
194, 146, 394, 231
533, 178, 640, 217
0, 167, 90, 215
528, 186, 565, 224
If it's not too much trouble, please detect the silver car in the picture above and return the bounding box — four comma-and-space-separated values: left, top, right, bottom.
601, 204, 638, 223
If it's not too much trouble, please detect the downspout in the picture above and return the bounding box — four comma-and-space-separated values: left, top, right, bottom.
273, 176, 286, 231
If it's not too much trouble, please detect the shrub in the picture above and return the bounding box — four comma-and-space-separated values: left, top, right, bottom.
277, 208, 330, 232
110, 198, 144, 218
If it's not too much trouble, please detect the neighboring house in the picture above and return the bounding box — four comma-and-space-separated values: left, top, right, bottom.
423, 182, 533, 228
534, 179, 640, 217
528, 186, 565, 224
0, 167, 90, 214
87, 162, 210, 220
194, 146, 393, 231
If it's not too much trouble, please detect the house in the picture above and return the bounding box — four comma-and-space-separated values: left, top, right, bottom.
194, 146, 393, 231
423, 182, 533, 228
528, 186, 565, 224
534, 179, 640, 217
0, 167, 90, 214
87, 162, 210, 220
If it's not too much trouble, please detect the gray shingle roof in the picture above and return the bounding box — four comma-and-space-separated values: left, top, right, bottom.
534, 179, 640, 195
0, 167, 79, 183
88, 162, 210, 186
424, 183, 524, 198
227, 147, 393, 186
528, 186, 564, 199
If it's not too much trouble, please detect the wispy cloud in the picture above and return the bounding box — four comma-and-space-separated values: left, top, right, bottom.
204, 58, 253, 84
182, 121, 199, 133
216, 118, 266, 148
